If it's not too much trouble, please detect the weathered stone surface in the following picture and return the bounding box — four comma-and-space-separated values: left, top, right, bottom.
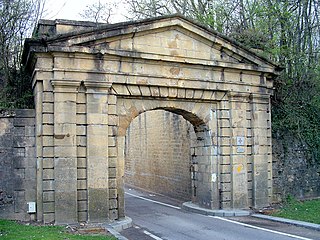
19, 15, 280, 224
0, 110, 36, 221
273, 136, 320, 202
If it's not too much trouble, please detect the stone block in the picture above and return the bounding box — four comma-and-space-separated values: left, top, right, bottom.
109, 179, 117, 188
108, 147, 117, 157
220, 173, 231, 182
219, 110, 230, 119
86, 135, 107, 146
43, 169, 54, 180
43, 147, 54, 157
43, 202, 55, 212
77, 169, 87, 179
221, 191, 231, 201
43, 92, 54, 103
76, 104, 86, 114
221, 182, 231, 192
43, 158, 54, 168
109, 199, 118, 209
77, 180, 87, 190
43, 180, 54, 191
108, 157, 117, 168
77, 190, 87, 200
43, 213, 55, 223
78, 211, 87, 222
43, 191, 54, 202
12, 156, 26, 168
87, 188, 109, 222
108, 137, 116, 147
86, 114, 108, 125
159, 87, 169, 98
77, 93, 86, 104
221, 165, 231, 174
108, 95, 117, 105
109, 209, 118, 220
220, 128, 231, 137
109, 189, 117, 199
42, 136, 53, 146
76, 136, 86, 146
54, 155, 78, 223
54, 134, 76, 147
220, 146, 231, 155
78, 200, 87, 211
13, 118, 35, 127
43, 125, 54, 135
77, 158, 87, 168
13, 126, 25, 136
42, 114, 54, 124
54, 146, 77, 158
76, 126, 86, 136
77, 147, 86, 157
108, 105, 117, 115
25, 126, 35, 137
43, 103, 54, 113
87, 146, 108, 157
15, 109, 35, 118
108, 168, 117, 178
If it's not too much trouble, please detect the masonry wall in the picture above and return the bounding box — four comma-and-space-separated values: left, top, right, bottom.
125, 110, 195, 201
0, 109, 36, 221
272, 135, 320, 202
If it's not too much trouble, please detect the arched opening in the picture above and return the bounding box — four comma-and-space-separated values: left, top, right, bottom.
118, 103, 219, 215
124, 110, 196, 202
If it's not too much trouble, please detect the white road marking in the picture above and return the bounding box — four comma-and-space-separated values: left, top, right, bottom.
126, 191, 313, 239
211, 216, 313, 240
125, 192, 181, 210
143, 230, 164, 240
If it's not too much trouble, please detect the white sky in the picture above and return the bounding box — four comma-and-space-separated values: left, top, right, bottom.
43, 0, 128, 23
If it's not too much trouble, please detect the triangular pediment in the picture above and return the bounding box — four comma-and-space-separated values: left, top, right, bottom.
28, 15, 280, 74
78, 26, 253, 65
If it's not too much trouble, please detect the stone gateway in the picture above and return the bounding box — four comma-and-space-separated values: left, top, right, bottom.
20, 15, 279, 224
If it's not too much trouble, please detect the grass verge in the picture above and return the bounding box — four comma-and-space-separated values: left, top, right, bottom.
0, 219, 116, 240
271, 198, 320, 224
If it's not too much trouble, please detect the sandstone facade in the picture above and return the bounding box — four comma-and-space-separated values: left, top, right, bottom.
21, 15, 280, 224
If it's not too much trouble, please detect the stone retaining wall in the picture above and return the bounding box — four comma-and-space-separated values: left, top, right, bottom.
272, 136, 320, 202
0, 109, 36, 221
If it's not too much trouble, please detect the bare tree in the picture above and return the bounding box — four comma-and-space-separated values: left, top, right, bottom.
0, 0, 46, 108
125, 0, 320, 160
79, 0, 117, 23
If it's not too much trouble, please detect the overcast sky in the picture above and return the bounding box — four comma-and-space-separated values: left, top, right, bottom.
43, 0, 127, 23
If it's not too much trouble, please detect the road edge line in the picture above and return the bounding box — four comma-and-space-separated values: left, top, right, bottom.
211, 216, 313, 240
125, 192, 181, 210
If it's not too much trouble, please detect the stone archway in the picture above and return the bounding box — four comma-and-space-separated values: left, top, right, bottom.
22, 15, 280, 224
114, 97, 219, 218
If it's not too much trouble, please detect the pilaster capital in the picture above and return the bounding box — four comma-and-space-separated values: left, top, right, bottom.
250, 93, 270, 103
51, 80, 81, 93
84, 81, 112, 94
227, 92, 251, 102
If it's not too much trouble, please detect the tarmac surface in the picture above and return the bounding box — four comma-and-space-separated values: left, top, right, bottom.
106, 188, 320, 240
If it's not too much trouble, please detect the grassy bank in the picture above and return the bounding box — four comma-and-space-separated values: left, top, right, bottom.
0, 219, 116, 240
272, 198, 320, 224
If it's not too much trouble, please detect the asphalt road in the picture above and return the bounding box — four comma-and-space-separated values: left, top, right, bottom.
121, 188, 320, 240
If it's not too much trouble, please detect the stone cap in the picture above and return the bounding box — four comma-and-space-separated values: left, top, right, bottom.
34, 19, 106, 37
